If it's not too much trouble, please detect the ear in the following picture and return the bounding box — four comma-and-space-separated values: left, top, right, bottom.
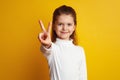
73, 25, 76, 31
52, 24, 56, 31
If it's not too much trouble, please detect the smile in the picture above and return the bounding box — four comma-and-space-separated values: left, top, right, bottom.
61, 31, 69, 34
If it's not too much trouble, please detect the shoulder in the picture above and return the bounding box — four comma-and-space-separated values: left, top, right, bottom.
74, 45, 84, 51
74, 45, 86, 56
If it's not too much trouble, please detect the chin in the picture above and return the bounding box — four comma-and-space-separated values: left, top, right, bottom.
60, 37, 69, 40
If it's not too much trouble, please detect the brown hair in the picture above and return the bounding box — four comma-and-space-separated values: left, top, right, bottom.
52, 5, 77, 45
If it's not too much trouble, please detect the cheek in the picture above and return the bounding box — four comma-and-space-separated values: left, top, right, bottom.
54, 27, 60, 34
55, 26, 62, 31
71, 26, 75, 32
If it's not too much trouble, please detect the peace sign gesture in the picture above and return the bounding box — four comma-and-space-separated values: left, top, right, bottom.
38, 20, 52, 48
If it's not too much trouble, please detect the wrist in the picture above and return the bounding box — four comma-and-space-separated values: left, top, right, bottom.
44, 43, 52, 49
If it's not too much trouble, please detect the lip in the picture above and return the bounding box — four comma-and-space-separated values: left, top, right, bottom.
61, 31, 68, 34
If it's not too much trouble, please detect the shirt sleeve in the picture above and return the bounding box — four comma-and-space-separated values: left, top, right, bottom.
40, 43, 55, 64
40, 44, 52, 57
79, 47, 87, 80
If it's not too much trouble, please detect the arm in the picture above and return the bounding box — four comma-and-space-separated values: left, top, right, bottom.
40, 43, 52, 57
79, 47, 87, 80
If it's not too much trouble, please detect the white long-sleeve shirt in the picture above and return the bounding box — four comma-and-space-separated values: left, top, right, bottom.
40, 38, 87, 80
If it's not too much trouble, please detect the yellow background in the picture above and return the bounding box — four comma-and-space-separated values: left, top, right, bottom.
0, 0, 120, 80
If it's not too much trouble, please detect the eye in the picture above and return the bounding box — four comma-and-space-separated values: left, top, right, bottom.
67, 23, 72, 26
58, 23, 63, 26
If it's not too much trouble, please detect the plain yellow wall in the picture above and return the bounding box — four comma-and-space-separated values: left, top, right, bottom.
0, 0, 120, 80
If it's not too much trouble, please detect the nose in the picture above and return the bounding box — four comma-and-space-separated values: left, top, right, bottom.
62, 25, 67, 30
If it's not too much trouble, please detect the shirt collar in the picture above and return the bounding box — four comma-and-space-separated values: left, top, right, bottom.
55, 38, 73, 45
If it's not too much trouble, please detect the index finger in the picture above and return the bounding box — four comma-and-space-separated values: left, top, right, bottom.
38, 20, 46, 32
47, 21, 52, 33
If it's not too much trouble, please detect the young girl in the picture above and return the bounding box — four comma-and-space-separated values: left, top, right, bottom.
38, 5, 87, 80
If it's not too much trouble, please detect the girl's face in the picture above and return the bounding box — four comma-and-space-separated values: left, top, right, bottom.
54, 14, 75, 40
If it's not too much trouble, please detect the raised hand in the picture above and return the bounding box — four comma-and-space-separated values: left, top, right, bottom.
38, 20, 52, 48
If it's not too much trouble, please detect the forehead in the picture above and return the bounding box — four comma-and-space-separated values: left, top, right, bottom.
56, 14, 74, 23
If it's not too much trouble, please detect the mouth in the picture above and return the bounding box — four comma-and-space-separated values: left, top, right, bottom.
61, 31, 69, 34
